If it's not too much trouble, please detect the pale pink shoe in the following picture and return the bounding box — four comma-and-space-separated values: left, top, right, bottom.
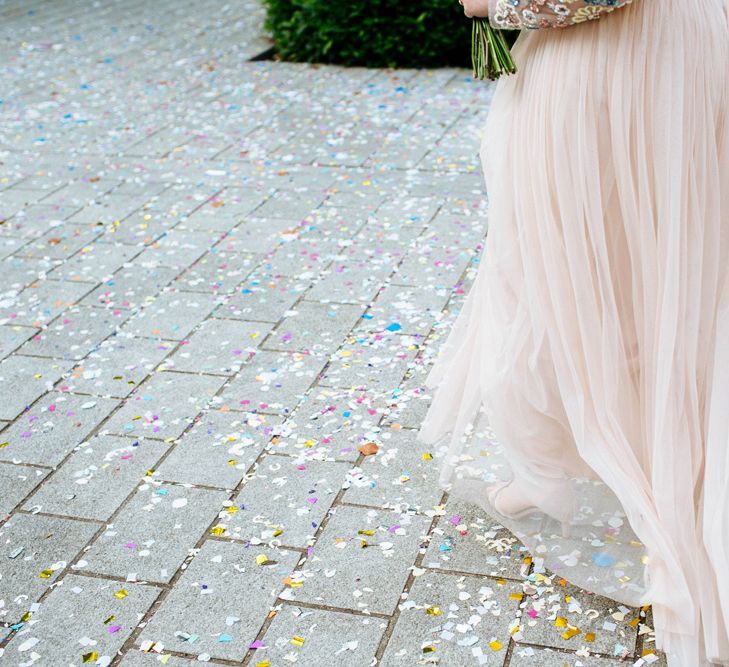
486, 479, 571, 538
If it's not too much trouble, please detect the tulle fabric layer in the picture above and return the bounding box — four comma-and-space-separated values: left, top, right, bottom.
417, 1, 729, 665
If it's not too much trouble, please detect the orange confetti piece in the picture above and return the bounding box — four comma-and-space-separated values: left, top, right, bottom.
358, 442, 379, 456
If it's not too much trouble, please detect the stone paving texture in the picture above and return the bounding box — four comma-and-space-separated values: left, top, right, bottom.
0, 0, 667, 665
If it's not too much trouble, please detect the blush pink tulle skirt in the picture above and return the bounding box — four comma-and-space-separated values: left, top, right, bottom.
417, 1, 729, 665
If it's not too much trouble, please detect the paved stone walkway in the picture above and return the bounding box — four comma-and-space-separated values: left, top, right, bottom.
0, 1, 667, 665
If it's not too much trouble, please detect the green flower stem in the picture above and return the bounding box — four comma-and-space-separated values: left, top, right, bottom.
471, 18, 517, 81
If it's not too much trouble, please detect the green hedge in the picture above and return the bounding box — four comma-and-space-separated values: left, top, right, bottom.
262, 0, 475, 69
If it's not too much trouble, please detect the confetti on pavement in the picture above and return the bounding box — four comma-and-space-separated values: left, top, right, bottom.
0, 1, 666, 665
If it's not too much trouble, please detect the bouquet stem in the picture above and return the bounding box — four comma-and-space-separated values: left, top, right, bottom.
471, 18, 517, 81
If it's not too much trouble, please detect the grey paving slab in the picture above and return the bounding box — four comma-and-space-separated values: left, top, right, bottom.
216, 216, 303, 254
254, 189, 326, 220
219, 349, 327, 415
81, 482, 229, 583
120, 290, 218, 340
214, 274, 311, 323
0, 392, 119, 467
0, 235, 31, 261
183, 202, 280, 238
0, 462, 49, 518
1, 575, 160, 666
0, 324, 36, 360
82, 263, 180, 310
0, 203, 85, 239
155, 411, 283, 489
65, 336, 175, 398
0, 513, 99, 621
64, 193, 151, 224
319, 333, 418, 393
304, 256, 394, 305
342, 428, 442, 513
24, 435, 169, 521
215, 456, 350, 547
381, 369, 433, 430
48, 241, 140, 283
380, 570, 522, 666
263, 300, 363, 355
104, 371, 226, 440
257, 234, 340, 279
508, 646, 624, 666
17, 306, 128, 360
135, 229, 218, 270
291, 504, 430, 615
16, 222, 104, 261
0, 278, 92, 326
0, 256, 55, 299
423, 500, 528, 581
119, 652, 195, 666
172, 249, 261, 294
258, 605, 386, 665
355, 283, 450, 337
137, 540, 298, 661
265, 411, 366, 463
517, 577, 639, 657
163, 318, 271, 375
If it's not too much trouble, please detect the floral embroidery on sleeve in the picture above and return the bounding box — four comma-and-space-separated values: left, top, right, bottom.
488, 0, 635, 30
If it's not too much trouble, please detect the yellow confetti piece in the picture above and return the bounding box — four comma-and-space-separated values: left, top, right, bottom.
358, 530, 376, 536
304, 439, 316, 448
228, 459, 238, 466
210, 526, 225, 536
561, 627, 581, 640
255, 554, 269, 565
114, 589, 128, 599
273, 529, 283, 537
584, 632, 596, 642
33, 373, 42, 379
421, 452, 433, 460
422, 646, 437, 654
629, 617, 640, 627
20, 611, 32, 622
509, 592, 524, 601
494, 578, 506, 585
257, 661, 270, 667
554, 617, 568, 627
226, 506, 238, 514
104, 615, 115, 625
489, 640, 503, 651
509, 625, 520, 636
0, 442, 8, 449
291, 635, 305, 647
426, 607, 441, 616
146, 469, 155, 476
39, 569, 54, 578
82, 652, 99, 663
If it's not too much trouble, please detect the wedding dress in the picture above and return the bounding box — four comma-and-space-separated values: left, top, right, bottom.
416, 1, 729, 665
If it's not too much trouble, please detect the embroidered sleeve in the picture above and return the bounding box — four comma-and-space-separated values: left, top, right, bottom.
486, 0, 635, 30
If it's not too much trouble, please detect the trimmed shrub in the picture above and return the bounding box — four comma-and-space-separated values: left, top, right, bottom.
262, 0, 475, 69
